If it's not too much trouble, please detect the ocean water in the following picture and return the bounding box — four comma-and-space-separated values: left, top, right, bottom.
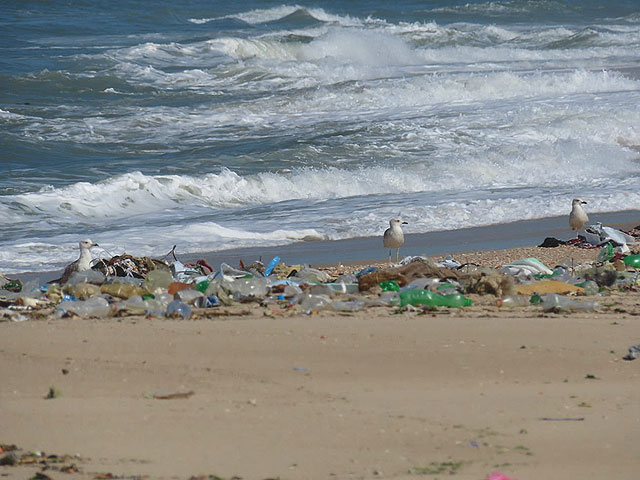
2, 0, 640, 273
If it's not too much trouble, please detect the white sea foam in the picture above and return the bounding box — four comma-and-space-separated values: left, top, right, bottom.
4, 3, 640, 274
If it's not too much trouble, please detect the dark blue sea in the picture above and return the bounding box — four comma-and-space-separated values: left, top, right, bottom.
2, 0, 640, 273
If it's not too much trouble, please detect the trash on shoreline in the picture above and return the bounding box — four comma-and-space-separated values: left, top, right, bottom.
2, 235, 640, 320
622, 345, 640, 361
148, 390, 195, 400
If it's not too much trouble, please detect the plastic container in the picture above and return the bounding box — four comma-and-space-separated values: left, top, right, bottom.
68, 270, 105, 285
326, 282, 359, 294
166, 299, 192, 318
581, 280, 599, 296
194, 295, 220, 308
293, 267, 331, 283
195, 280, 210, 293
177, 289, 204, 305
117, 295, 147, 315
144, 270, 173, 292
101, 282, 148, 299
356, 266, 378, 278
331, 300, 365, 312
283, 284, 303, 298
215, 263, 253, 281
497, 295, 532, 307
378, 291, 400, 305
540, 293, 598, 312
295, 293, 332, 312
379, 280, 400, 291
596, 242, 614, 262
69, 282, 101, 300
623, 254, 640, 268
225, 277, 269, 301
57, 296, 111, 318
264, 256, 280, 277
398, 289, 472, 308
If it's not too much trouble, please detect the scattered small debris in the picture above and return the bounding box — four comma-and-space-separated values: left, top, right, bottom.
149, 390, 194, 400
539, 417, 585, 421
622, 344, 640, 361
45, 386, 62, 399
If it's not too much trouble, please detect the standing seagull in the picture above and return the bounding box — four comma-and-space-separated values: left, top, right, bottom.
569, 198, 589, 233
51, 239, 99, 284
383, 218, 408, 263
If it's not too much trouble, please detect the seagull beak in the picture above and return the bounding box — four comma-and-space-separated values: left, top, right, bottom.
581, 201, 587, 205
402, 221, 408, 225
92, 243, 99, 247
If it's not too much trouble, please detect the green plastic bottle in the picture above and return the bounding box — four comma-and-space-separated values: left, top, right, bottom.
379, 280, 400, 291
623, 253, 640, 268
398, 289, 472, 308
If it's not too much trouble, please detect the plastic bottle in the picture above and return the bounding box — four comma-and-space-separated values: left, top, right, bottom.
225, 277, 269, 302
69, 282, 101, 300
101, 282, 148, 299
540, 293, 598, 312
215, 263, 253, 281
623, 253, 640, 268
379, 280, 400, 292
326, 281, 359, 294
144, 270, 173, 292
195, 280, 210, 293
68, 270, 105, 285
331, 299, 365, 312
293, 267, 331, 283
596, 242, 614, 262
378, 291, 400, 305
193, 295, 220, 308
356, 266, 378, 278
402, 278, 438, 290
165, 299, 192, 318
118, 295, 147, 315
497, 295, 532, 307
177, 289, 204, 305
398, 289, 472, 308
581, 280, 599, 296
334, 273, 357, 284
57, 296, 111, 318
295, 293, 332, 312
264, 256, 280, 277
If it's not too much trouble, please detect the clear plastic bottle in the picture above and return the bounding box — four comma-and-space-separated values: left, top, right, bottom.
497, 295, 531, 307
68, 270, 105, 285
294, 293, 332, 312
144, 269, 173, 292
57, 296, 111, 318
225, 277, 269, 302
541, 293, 598, 312
177, 289, 204, 304
331, 300, 365, 312
165, 299, 192, 318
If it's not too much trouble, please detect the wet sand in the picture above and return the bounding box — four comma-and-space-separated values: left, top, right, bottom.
16, 209, 640, 282
2, 212, 640, 480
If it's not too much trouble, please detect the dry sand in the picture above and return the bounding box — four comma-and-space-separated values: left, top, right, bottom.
2, 243, 640, 480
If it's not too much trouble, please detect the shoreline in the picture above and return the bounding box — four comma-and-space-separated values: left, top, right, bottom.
11, 209, 640, 282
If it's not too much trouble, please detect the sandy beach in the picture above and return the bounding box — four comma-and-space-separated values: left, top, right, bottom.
3, 214, 640, 480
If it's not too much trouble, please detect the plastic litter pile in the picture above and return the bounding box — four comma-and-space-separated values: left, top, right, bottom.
1, 245, 639, 321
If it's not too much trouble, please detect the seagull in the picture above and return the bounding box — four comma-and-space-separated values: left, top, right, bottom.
383, 218, 408, 263
51, 239, 99, 284
569, 198, 589, 233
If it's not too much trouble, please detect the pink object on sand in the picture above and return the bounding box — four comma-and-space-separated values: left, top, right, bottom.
486, 474, 519, 480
